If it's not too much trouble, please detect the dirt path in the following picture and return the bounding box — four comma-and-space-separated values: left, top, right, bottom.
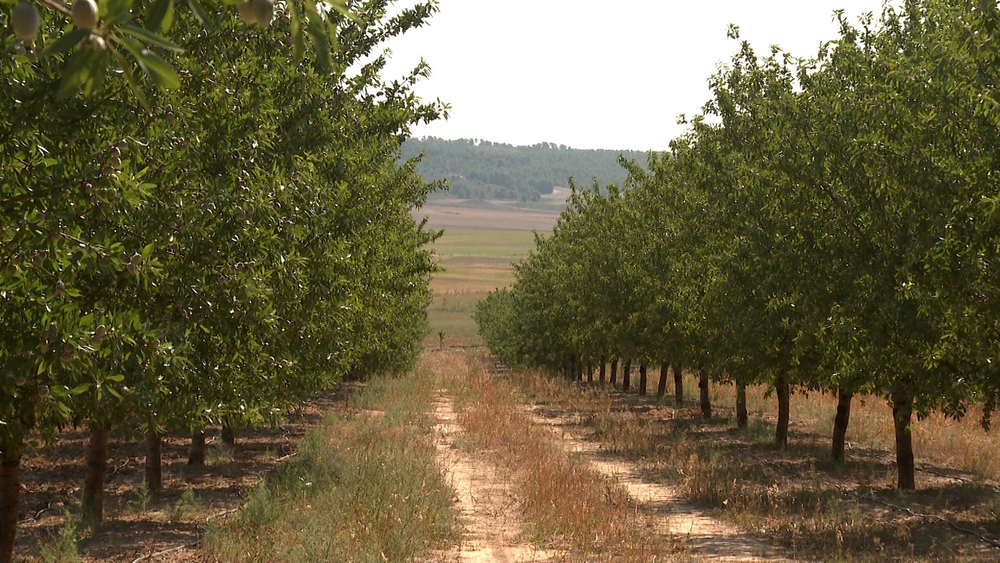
525, 406, 801, 562
431, 394, 560, 563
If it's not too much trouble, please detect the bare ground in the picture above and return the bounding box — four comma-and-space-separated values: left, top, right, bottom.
413, 190, 569, 232
11, 386, 356, 562
429, 394, 560, 563
524, 405, 799, 562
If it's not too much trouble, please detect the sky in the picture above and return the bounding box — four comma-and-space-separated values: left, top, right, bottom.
378, 1, 895, 152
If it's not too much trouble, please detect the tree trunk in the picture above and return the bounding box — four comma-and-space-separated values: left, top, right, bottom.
892, 388, 916, 490
610, 358, 618, 386
622, 359, 632, 392
736, 382, 748, 429
599, 357, 606, 384
673, 362, 683, 406
657, 361, 668, 398
832, 388, 853, 463
577, 356, 584, 382
637, 363, 647, 395
587, 362, 594, 383
775, 373, 790, 447
568, 355, 576, 382
699, 366, 711, 418
0, 440, 23, 563
145, 430, 162, 492
83, 423, 110, 522
188, 430, 206, 466
221, 424, 235, 446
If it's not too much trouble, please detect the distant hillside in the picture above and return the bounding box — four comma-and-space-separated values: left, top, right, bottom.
401, 137, 648, 201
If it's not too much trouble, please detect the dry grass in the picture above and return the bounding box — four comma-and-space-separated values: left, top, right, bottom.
437, 351, 676, 562
205, 369, 457, 562
503, 367, 1000, 561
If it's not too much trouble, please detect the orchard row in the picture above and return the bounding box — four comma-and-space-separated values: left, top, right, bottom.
0, 1, 443, 560
476, 0, 1000, 493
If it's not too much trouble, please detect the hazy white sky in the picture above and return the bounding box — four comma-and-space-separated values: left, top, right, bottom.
380, 1, 893, 151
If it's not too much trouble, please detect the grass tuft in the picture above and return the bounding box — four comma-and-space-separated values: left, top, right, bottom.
205, 368, 456, 563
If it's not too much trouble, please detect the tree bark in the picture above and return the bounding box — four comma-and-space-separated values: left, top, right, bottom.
736, 382, 748, 429
832, 388, 853, 463
221, 423, 235, 446
673, 362, 684, 406
599, 357, 606, 384
0, 440, 23, 563
587, 362, 594, 383
892, 388, 916, 490
622, 359, 632, 392
83, 423, 111, 522
568, 355, 576, 382
699, 366, 711, 418
638, 363, 648, 396
610, 358, 618, 386
188, 430, 206, 466
657, 361, 668, 398
145, 430, 162, 492
775, 373, 790, 447
577, 356, 584, 382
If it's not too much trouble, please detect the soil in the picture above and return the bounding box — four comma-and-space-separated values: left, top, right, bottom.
413, 191, 567, 232
524, 405, 797, 562
428, 394, 560, 562
10, 385, 358, 562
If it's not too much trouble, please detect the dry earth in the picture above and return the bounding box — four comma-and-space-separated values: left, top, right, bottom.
413, 188, 568, 232
11, 386, 355, 562
524, 406, 800, 562
429, 394, 560, 563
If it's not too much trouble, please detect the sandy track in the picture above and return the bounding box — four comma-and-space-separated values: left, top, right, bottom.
431, 394, 559, 562
525, 406, 802, 562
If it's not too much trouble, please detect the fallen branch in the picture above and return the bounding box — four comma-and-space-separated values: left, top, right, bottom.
129, 540, 200, 563
17, 502, 52, 524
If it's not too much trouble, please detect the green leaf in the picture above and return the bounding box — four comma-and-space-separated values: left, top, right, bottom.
107, 374, 125, 383
115, 50, 151, 110
40, 28, 90, 59
58, 48, 97, 98
120, 24, 184, 53
71, 383, 92, 395
145, 0, 175, 33
186, 0, 211, 27
104, 0, 133, 24
289, 2, 304, 62
115, 37, 181, 89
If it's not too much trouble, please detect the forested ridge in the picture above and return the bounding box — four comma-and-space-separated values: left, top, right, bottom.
401, 137, 647, 201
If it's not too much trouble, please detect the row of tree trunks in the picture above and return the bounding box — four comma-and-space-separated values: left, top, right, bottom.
189, 430, 206, 466
83, 424, 110, 522
699, 366, 711, 418
736, 382, 748, 429
0, 439, 23, 563
673, 361, 683, 405
145, 431, 162, 492
775, 372, 790, 447
832, 388, 853, 463
892, 386, 916, 490
657, 362, 668, 397
638, 363, 647, 396
221, 424, 236, 446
